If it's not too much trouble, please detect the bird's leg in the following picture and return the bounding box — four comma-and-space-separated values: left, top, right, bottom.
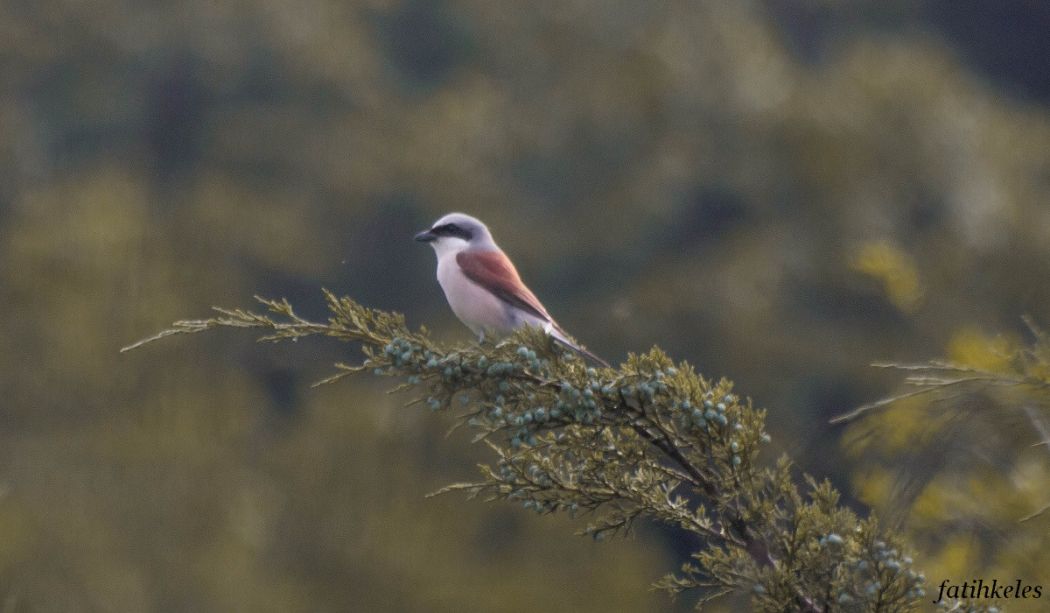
477, 330, 486, 344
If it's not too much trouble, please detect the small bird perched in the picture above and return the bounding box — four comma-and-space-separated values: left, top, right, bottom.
415, 212, 609, 367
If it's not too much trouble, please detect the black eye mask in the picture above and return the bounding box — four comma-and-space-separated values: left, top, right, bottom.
432, 223, 474, 241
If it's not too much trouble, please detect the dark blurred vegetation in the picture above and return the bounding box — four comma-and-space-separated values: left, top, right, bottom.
2, 0, 1049, 611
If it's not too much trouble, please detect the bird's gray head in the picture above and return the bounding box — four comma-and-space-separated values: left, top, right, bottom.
414, 212, 495, 256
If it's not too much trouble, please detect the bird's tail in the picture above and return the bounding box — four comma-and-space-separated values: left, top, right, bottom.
545, 322, 611, 368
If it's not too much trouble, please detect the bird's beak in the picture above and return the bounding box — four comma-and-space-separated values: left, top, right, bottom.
414, 229, 436, 243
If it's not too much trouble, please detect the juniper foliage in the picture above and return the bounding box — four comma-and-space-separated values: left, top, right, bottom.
124, 291, 991, 612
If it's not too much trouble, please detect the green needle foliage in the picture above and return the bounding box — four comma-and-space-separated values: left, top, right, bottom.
833, 319, 1050, 613
124, 291, 987, 612
834, 317, 1050, 427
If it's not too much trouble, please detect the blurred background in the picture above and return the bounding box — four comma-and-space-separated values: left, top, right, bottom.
2, 0, 1050, 611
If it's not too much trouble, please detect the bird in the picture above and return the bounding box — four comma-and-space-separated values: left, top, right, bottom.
415, 212, 610, 367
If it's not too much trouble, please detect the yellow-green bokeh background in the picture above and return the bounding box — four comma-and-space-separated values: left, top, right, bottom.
3, 1, 1050, 611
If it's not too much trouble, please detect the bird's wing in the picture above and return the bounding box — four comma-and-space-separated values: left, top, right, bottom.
457, 249, 611, 368
456, 250, 552, 322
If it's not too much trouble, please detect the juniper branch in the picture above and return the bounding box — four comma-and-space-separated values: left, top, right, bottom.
125, 291, 967, 612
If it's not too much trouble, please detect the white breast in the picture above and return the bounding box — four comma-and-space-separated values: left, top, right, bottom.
436, 252, 515, 336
